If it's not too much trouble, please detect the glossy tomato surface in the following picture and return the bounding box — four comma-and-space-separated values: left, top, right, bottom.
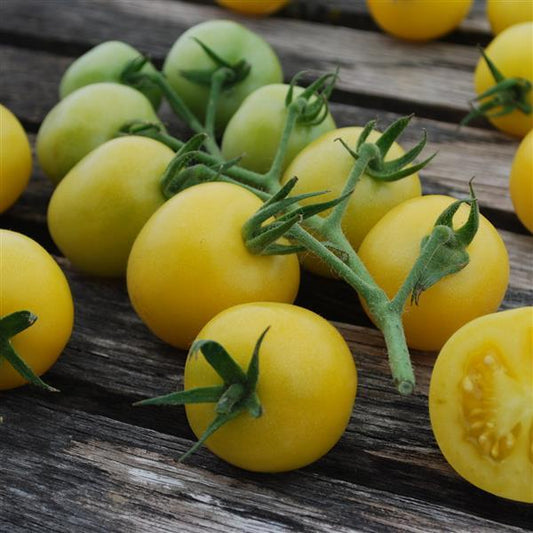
474, 22, 533, 137
358, 195, 509, 351
222, 84, 336, 174
282, 126, 422, 277
0, 104, 32, 213
48, 136, 174, 277
430, 307, 533, 503
367, 0, 473, 41
127, 182, 300, 349
60, 41, 162, 109
0, 230, 74, 390
216, 0, 289, 15
487, 0, 533, 35
185, 302, 357, 472
163, 20, 282, 131
37, 82, 161, 184
510, 129, 533, 232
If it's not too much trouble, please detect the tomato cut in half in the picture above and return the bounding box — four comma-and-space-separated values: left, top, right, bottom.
430, 307, 533, 503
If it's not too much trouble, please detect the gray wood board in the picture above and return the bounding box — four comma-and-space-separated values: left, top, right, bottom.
0, 0, 493, 121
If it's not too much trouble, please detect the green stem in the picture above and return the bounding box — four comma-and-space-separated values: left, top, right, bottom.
262, 102, 302, 190
378, 312, 415, 395
323, 144, 378, 231
204, 68, 230, 143
390, 227, 449, 314
289, 224, 382, 304
129, 72, 222, 158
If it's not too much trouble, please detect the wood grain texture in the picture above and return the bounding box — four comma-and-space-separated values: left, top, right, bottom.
1, 1, 532, 531
2, 397, 529, 533
0, 0, 488, 120
0, 44, 523, 222
0, 257, 531, 532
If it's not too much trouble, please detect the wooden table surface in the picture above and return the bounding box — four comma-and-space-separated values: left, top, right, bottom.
1, 1, 532, 531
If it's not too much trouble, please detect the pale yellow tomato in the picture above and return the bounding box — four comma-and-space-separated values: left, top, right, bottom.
510, 129, 533, 232
127, 182, 300, 349
216, 0, 289, 15
474, 22, 533, 137
358, 195, 509, 351
48, 136, 173, 277
430, 307, 533, 503
185, 302, 357, 472
282, 126, 422, 278
0, 104, 32, 213
366, 0, 473, 41
487, 0, 533, 35
0, 230, 74, 390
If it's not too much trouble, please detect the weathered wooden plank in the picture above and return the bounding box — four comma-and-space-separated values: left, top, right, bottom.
2, 397, 529, 533
0, 0, 488, 119
0, 257, 530, 530
0, 44, 522, 223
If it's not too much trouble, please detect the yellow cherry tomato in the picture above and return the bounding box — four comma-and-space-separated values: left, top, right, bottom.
358, 195, 509, 352
474, 22, 533, 137
430, 307, 533, 503
127, 182, 300, 349
0, 230, 74, 390
510, 129, 533, 232
0, 104, 32, 213
185, 302, 357, 472
282, 126, 422, 278
48, 136, 174, 277
216, 0, 289, 15
487, 0, 533, 35
366, 0, 473, 41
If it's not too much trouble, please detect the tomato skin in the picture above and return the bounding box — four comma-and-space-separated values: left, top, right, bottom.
487, 0, 533, 35
358, 195, 509, 352
185, 302, 357, 472
0, 230, 74, 390
47, 136, 174, 277
474, 22, 533, 138
36, 82, 161, 184
0, 105, 32, 213
366, 0, 473, 41
510, 130, 533, 233
163, 20, 282, 131
216, 0, 289, 16
282, 127, 422, 277
429, 307, 533, 503
59, 41, 162, 110
127, 182, 300, 349
222, 84, 336, 174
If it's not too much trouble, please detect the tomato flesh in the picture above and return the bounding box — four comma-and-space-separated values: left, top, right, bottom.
430, 307, 533, 503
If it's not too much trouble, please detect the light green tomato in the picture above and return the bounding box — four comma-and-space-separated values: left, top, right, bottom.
221, 84, 336, 174
59, 41, 162, 110
37, 82, 161, 184
163, 20, 283, 131
47, 136, 174, 277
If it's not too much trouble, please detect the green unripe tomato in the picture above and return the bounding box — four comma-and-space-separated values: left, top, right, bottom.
163, 20, 283, 131
47, 136, 174, 277
37, 83, 161, 184
59, 41, 162, 110
221, 84, 336, 174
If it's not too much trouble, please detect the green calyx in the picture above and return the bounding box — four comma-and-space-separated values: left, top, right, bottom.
180, 38, 251, 90
462, 48, 532, 126
242, 176, 353, 255
286, 71, 337, 126
336, 115, 436, 183
134, 328, 269, 462
410, 183, 479, 305
0, 311, 59, 392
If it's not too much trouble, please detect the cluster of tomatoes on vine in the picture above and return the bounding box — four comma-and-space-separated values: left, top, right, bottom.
0, 0, 531, 504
